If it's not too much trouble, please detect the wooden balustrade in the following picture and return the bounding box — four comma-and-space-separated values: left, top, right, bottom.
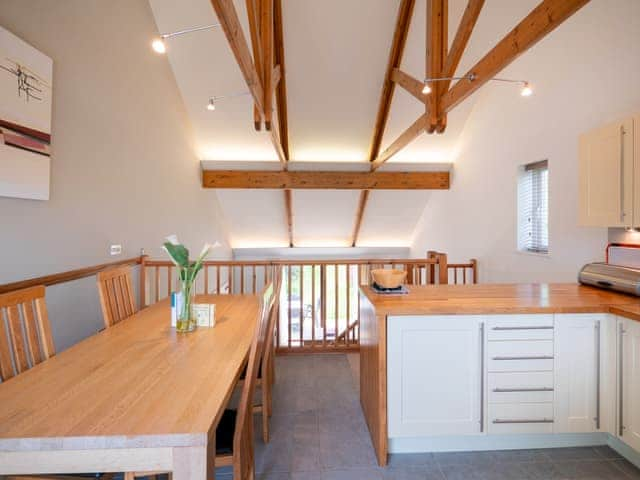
0, 252, 478, 355
140, 255, 478, 353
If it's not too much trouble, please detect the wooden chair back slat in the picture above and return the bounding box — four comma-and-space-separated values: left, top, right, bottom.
7, 305, 28, 374
0, 285, 55, 382
22, 301, 42, 365
97, 266, 137, 328
233, 281, 275, 480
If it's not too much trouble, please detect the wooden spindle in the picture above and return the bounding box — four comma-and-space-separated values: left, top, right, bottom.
334, 264, 338, 347
299, 265, 303, 347
346, 264, 351, 347
155, 266, 160, 303
312, 264, 316, 348
288, 265, 292, 349
204, 266, 209, 295
252, 265, 257, 294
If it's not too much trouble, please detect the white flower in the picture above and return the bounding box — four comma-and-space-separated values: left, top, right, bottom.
196, 241, 221, 263
165, 234, 180, 245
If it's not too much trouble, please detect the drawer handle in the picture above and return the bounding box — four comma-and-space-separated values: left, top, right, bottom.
493, 418, 554, 424
491, 355, 554, 361
491, 326, 554, 331
492, 387, 553, 393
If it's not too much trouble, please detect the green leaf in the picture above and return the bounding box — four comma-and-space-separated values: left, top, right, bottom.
163, 242, 190, 268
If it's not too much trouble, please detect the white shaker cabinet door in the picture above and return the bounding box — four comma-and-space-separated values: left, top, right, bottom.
621, 318, 640, 451
387, 315, 483, 437
555, 314, 604, 433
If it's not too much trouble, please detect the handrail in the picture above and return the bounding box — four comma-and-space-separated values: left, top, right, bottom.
0, 256, 144, 295
143, 258, 441, 266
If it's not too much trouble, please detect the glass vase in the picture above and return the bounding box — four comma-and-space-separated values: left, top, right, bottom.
176, 279, 197, 333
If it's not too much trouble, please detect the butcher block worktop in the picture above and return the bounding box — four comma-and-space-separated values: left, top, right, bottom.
360, 283, 640, 318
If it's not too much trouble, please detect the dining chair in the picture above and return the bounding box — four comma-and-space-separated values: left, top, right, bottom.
215, 281, 276, 479
237, 268, 282, 443
0, 285, 55, 382
97, 265, 137, 328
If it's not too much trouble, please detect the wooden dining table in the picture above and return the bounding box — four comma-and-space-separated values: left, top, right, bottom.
0, 293, 260, 480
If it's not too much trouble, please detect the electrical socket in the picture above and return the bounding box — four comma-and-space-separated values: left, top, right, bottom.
109, 244, 122, 256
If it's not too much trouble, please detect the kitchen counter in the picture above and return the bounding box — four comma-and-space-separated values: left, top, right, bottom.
361, 283, 640, 317
358, 283, 640, 466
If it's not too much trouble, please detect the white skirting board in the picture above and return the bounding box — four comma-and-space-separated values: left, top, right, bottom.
389, 432, 640, 468
388, 432, 609, 453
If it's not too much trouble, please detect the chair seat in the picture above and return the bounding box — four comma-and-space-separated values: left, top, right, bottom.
216, 409, 237, 455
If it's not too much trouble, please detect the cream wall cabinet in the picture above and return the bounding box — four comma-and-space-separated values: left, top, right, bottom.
578, 116, 636, 227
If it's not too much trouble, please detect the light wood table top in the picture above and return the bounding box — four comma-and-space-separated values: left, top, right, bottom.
0, 293, 260, 452
361, 283, 640, 317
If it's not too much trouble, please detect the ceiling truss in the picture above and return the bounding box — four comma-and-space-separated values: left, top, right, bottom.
211, 0, 293, 246
210, 0, 590, 248
350, 0, 591, 246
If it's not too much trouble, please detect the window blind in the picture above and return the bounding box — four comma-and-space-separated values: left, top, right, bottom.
518, 160, 549, 254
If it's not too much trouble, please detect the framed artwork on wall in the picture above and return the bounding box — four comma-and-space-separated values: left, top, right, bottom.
0, 25, 52, 201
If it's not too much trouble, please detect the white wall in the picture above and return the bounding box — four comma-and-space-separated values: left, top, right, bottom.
0, 0, 231, 350
411, 0, 640, 282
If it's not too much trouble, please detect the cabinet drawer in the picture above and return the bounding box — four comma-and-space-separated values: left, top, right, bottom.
487, 315, 554, 341
488, 372, 554, 403
488, 403, 554, 434
488, 340, 554, 372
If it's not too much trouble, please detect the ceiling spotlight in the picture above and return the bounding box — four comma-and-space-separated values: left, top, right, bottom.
151, 38, 167, 54
520, 82, 533, 97
422, 83, 432, 95
207, 98, 216, 111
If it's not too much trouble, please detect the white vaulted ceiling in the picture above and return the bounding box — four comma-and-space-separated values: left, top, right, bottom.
147, 0, 574, 247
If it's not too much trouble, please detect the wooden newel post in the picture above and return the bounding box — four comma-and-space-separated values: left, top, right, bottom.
470, 258, 478, 284
426, 250, 436, 284
437, 252, 448, 285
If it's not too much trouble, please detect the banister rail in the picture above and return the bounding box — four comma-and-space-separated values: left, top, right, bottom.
0, 256, 143, 295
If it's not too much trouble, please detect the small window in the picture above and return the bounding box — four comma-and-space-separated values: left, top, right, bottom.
518, 160, 549, 254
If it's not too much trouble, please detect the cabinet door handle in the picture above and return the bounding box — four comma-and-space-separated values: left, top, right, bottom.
619, 322, 625, 436
491, 355, 554, 361
595, 320, 601, 430
491, 326, 554, 331
492, 418, 554, 424
479, 322, 485, 433
492, 387, 553, 393
620, 125, 626, 223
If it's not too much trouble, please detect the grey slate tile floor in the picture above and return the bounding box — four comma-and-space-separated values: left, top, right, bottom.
216, 354, 640, 480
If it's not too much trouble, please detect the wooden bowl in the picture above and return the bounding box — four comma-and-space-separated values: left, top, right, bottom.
370, 269, 407, 289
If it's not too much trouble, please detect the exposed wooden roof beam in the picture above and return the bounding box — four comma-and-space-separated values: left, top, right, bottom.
202, 169, 450, 190
426, 0, 447, 133
260, 0, 274, 131
356, 0, 415, 247
441, 0, 484, 89
371, 113, 428, 171
210, 0, 264, 112
391, 69, 426, 102
245, 0, 263, 130
351, 190, 370, 247
273, 0, 290, 161
367, 0, 416, 163
441, 0, 590, 113
284, 188, 294, 247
